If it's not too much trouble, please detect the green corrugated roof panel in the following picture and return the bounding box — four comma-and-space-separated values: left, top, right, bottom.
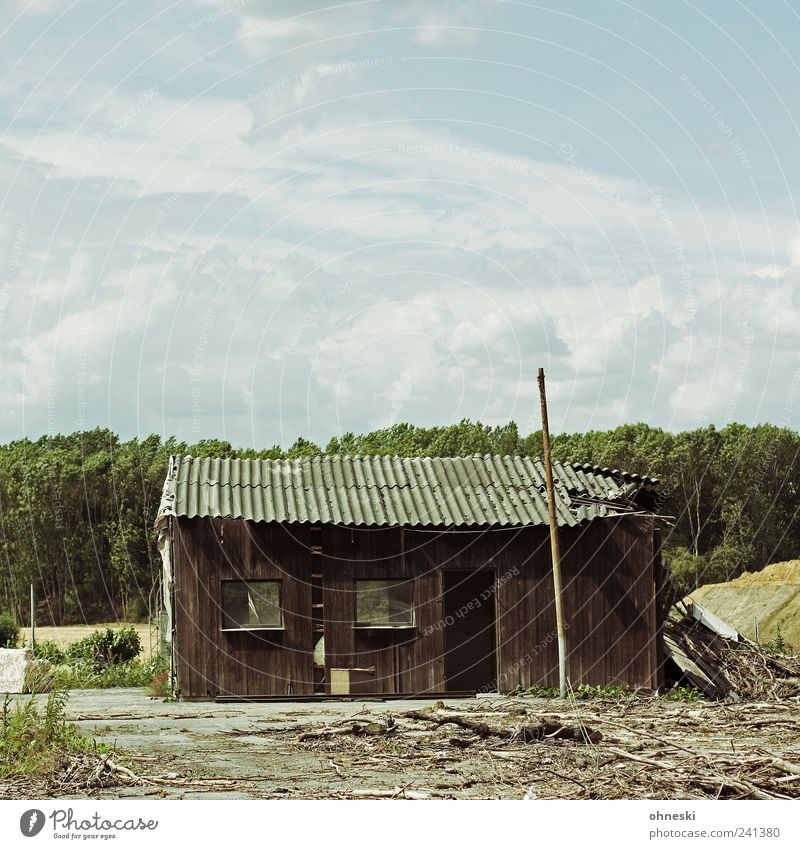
155, 454, 657, 530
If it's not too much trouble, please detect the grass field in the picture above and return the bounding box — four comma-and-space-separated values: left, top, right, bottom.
22, 623, 157, 660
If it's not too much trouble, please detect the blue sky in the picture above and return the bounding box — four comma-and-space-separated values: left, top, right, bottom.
1, 0, 798, 447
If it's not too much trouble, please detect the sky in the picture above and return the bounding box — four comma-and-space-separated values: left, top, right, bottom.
0, 0, 799, 448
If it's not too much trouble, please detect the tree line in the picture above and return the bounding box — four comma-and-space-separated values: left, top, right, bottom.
0, 421, 797, 625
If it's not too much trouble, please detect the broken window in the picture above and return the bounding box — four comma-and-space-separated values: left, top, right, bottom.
221, 580, 282, 630
355, 580, 414, 627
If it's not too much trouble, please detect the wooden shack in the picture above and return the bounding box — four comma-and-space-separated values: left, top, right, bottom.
155, 455, 664, 699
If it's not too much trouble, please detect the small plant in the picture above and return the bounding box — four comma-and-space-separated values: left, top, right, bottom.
763, 625, 794, 656
514, 683, 635, 699
664, 685, 705, 702
148, 671, 170, 698
524, 684, 561, 697
0, 614, 20, 648
0, 690, 100, 779
571, 683, 634, 700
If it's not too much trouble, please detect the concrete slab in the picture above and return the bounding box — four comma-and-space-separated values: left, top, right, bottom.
11, 688, 477, 800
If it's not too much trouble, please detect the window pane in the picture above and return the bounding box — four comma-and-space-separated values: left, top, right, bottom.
355, 580, 413, 626
222, 581, 281, 629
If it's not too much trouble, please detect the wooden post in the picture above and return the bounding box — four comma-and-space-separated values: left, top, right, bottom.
537, 368, 568, 698
30, 583, 35, 652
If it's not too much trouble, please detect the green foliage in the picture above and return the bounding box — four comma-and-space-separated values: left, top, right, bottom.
666, 547, 710, 597
522, 682, 706, 702
148, 671, 170, 698
0, 614, 19, 648
0, 422, 798, 621
127, 595, 150, 623
763, 625, 794, 656
190, 438, 235, 458
65, 626, 141, 671
570, 684, 634, 700
706, 539, 756, 584
33, 627, 166, 691
663, 686, 705, 702
0, 690, 98, 778
32, 640, 66, 665
668, 539, 758, 597
287, 436, 322, 457
51, 652, 167, 690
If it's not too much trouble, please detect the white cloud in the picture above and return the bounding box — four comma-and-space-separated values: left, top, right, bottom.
413, 17, 479, 48
237, 15, 325, 57
787, 234, 800, 267
2, 92, 252, 196
8, 0, 65, 14
2, 1, 798, 442
748, 264, 788, 280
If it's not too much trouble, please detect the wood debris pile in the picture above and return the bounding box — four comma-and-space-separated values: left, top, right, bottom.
0, 753, 134, 800
0, 752, 245, 799
664, 605, 800, 700
295, 698, 800, 799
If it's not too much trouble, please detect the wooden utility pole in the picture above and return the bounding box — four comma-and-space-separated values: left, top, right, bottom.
537, 367, 568, 698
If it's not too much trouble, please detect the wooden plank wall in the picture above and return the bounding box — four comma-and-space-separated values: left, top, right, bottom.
173, 514, 660, 698
173, 517, 312, 698
321, 525, 445, 694
558, 516, 658, 689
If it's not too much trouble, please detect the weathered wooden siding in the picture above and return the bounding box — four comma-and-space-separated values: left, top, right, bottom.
172, 514, 660, 698
173, 517, 313, 698
321, 526, 445, 694
558, 516, 658, 689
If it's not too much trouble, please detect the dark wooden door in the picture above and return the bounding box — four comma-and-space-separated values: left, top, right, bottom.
442, 571, 497, 692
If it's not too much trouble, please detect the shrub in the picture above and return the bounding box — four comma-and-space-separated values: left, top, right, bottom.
33, 640, 66, 665
0, 614, 20, 648
51, 651, 168, 691
112, 626, 142, 663
49, 664, 88, 690
668, 542, 758, 597
65, 626, 141, 671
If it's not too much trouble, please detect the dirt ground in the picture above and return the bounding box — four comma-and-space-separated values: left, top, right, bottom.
22, 624, 156, 659
5, 689, 800, 800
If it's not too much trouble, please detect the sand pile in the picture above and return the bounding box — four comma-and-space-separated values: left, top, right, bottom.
689, 559, 800, 648
729, 560, 800, 586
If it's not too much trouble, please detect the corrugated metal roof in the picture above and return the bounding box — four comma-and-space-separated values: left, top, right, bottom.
568, 462, 659, 487
156, 454, 656, 530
